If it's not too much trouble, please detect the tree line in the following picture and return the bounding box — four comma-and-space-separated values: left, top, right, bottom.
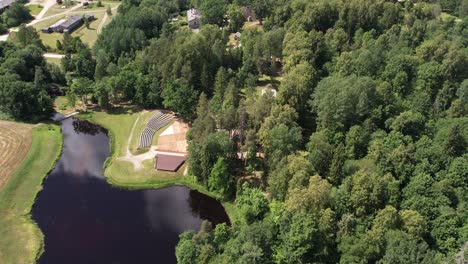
1, 0, 466, 262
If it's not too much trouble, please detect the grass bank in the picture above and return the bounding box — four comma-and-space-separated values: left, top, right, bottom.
78, 109, 242, 225
0, 124, 63, 264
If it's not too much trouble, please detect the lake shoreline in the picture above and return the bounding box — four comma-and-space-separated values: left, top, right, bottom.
78, 109, 241, 226
0, 110, 238, 263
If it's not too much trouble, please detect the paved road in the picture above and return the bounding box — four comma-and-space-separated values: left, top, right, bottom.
32, 0, 57, 21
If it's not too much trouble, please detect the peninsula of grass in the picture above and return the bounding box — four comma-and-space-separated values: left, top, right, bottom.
78, 109, 242, 225
78, 109, 186, 184
0, 124, 63, 264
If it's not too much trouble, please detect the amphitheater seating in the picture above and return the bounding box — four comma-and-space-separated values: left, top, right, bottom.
139, 111, 173, 148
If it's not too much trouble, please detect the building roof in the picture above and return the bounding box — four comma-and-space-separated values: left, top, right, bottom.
59, 15, 82, 29
50, 19, 67, 28
187, 8, 201, 22
155, 154, 185, 171
0, 0, 15, 10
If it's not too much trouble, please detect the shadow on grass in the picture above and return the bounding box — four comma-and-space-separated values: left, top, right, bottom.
83, 104, 144, 115
257, 78, 280, 88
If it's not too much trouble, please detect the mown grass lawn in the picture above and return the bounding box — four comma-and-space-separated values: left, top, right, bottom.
79, 109, 185, 184
28, 4, 43, 16
45, 56, 62, 65
35, 13, 103, 51
71, 11, 106, 47
0, 124, 63, 264
34, 4, 118, 51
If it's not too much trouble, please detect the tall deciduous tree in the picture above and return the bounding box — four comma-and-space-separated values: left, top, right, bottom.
236, 184, 269, 224
208, 157, 235, 199
200, 0, 226, 26
227, 4, 244, 32
162, 80, 199, 120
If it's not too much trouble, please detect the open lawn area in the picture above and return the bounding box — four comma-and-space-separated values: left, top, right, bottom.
243, 20, 263, 31
227, 33, 240, 47
255, 74, 281, 96
45, 56, 62, 65
42, 3, 78, 17
28, 4, 44, 16
53, 96, 84, 116
0, 124, 62, 264
34, 12, 103, 50
33, 4, 118, 51
78, 109, 185, 184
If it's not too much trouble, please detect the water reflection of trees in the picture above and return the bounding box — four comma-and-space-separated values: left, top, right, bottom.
188, 190, 231, 226
72, 119, 106, 135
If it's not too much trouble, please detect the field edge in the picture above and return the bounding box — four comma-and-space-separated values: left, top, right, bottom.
0, 124, 63, 264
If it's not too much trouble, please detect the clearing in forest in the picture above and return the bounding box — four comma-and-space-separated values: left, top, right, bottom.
81, 110, 187, 185
0, 121, 33, 189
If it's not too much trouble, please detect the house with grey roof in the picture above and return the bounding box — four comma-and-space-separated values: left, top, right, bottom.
0, 0, 15, 14
187, 8, 201, 29
41, 14, 94, 34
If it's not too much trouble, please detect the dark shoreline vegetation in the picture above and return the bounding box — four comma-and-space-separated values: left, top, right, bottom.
0, 0, 467, 262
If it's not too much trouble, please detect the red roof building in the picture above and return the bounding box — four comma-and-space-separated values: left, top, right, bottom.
155, 154, 185, 172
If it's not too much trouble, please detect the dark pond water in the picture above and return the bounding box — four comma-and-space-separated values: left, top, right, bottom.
31, 117, 229, 264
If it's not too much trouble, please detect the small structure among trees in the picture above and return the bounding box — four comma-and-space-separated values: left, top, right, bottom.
0, 0, 14, 14
187, 8, 201, 29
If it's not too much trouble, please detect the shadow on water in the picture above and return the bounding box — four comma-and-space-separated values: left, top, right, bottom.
32, 117, 229, 264
72, 119, 107, 135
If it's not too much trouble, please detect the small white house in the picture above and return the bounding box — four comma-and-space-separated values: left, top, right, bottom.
187, 8, 201, 29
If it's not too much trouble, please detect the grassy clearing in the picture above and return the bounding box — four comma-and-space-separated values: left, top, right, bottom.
53, 96, 84, 116
78, 109, 185, 183
28, 5, 43, 16
255, 74, 281, 96
227, 33, 240, 47
34, 4, 118, 51
71, 11, 105, 46
35, 12, 103, 50
45, 56, 62, 65
243, 20, 263, 31
78, 109, 242, 225
0, 124, 63, 264
42, 2, 81, 17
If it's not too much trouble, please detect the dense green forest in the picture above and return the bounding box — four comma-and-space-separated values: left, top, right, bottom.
0, 0, 32, 32
1, 0, 467, 262
0, 26, 63, 120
